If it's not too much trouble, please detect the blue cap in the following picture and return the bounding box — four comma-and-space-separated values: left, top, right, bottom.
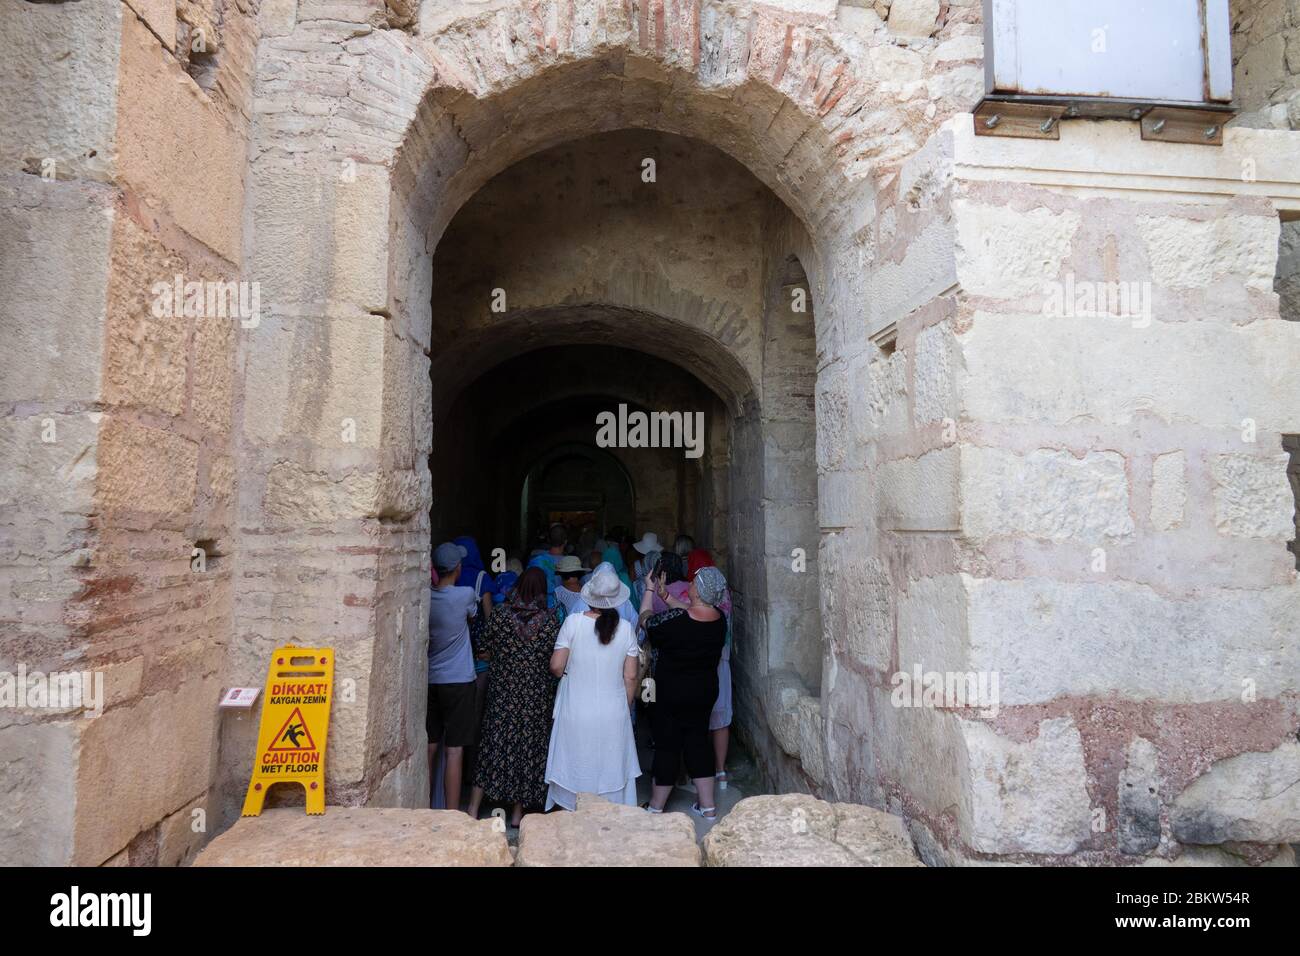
434, 541, 467, 573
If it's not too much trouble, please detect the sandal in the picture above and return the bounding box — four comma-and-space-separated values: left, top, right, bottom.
715, 770, 729, 791
689, 802, 717, 820
641, 802, 664, 814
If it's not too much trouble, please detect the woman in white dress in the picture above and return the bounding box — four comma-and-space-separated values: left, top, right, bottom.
544, 564, 642, 810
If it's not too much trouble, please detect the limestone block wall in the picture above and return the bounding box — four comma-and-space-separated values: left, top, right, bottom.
1231, 0, 1300, 328
0, 0, 255, 864
1232, 0, 1300, 129
915, 119, 1300, 863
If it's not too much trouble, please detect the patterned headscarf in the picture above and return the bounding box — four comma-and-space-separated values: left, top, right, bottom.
694, 566, 728, 607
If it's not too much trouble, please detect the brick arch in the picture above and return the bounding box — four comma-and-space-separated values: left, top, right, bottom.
388, 0, 888, 247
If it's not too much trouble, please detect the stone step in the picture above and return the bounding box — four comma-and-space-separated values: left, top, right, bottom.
192, 807, 513, 866
192, 793, 923, 866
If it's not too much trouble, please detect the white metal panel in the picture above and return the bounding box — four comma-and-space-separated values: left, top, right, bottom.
1205, 0, 1234, 102
984, 0, 1232, 105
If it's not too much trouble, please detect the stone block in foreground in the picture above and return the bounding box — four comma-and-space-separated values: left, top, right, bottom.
703, 794, 923, 866
515, 793, 702, 867
193, 808, 512, 866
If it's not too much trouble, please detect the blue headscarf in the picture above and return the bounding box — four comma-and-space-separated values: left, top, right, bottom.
602, 545, 632, 589
493, 571, 519, 603
453, 536, 497, 596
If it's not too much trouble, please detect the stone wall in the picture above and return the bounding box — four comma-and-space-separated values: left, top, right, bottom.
1232, 0, 1300, 326
905, 119, 1299, 863
0, 0, 256, 864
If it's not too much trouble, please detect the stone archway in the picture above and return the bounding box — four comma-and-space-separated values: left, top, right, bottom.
228, 6, 896, 826
419, 123, 830, 795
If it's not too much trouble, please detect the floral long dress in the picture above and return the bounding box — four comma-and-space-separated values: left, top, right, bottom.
472, 596, 561, 807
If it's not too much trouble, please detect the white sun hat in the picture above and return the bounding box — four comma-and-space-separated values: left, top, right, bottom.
632, 531, 661, 555
580, 563, 631, 609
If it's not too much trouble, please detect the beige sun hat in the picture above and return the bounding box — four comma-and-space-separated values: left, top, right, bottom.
554, 555, 586, 574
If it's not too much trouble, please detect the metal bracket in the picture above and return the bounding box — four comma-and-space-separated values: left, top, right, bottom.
1140, 107, 1227, 146
972, 97, 1233, 146
973, 100, 1067, 140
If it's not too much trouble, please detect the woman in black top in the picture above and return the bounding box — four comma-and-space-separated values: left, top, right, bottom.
639, 565, 729, 819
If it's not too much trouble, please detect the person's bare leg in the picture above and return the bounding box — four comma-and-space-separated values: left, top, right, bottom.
712, 727, 730, 775
427, 742, 439, 804
649, 783, 673, 811
693, 776, 717, 814
467, 785, 485, 819
510, 802, 524, 827
445, 746, 465, 812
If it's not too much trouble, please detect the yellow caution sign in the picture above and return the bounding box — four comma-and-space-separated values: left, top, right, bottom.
241, 646, 333, 816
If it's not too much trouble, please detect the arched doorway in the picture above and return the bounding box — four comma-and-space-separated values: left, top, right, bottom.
422, 129, 823, 795
519, 441, 636, 553
229, 16, 880, 826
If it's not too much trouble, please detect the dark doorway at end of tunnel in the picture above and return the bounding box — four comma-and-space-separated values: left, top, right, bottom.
430, 344, 730, 563
521, 442, 635, 555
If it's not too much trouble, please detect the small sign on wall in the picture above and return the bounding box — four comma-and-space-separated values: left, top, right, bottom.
219, 687, 261, 709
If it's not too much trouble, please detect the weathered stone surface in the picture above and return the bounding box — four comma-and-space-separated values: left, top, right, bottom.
913, 320, 958, 424
1143, 844, 1297, 867
0, 721, 78, 866
104, 212, 192, 417
887, 0, 939, 38
1210, 453, 1294, 539
116, 13, 246, 263
1171, 741, 1300, 846
75, 676, 220, 865
0, 0, 120, 183
960, 717, 1093, 856
954, 202, 1080, 298
1149, 451, 1186, 531
96, 417, 198, 519
878, 447, 959, 532
515, 793, 701, 867
1138, 213, 1278, 291
263, 460, 381, 523
1118, 737, 1161, 855
961, 447, 1133, 541
897, 573, 967, 674
260, 0, 298, 36
966, 578, 1300, 704
703, 793, 922, 866
0, 180, 113, 404
194, 808, 513, 866
158, 796, 208, 867
959, 311, 1300, 432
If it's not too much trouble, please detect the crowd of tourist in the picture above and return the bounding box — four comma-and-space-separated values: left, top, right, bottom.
425, 524, 734, 827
